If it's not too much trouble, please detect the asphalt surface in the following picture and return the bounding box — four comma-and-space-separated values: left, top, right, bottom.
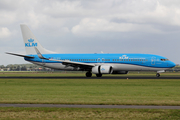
0, 104, 180, 109
0, 76, 180, 79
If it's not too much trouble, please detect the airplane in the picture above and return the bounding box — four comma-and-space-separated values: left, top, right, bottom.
6, 24, 176, 77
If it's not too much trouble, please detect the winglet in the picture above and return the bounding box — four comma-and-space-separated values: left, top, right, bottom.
34, 47, 49, 60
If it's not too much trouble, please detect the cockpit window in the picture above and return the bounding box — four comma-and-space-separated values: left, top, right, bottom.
161, 59, 169, 61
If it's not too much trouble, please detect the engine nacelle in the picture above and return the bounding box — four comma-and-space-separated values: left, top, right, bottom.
92, 65, 113, 74
112, 71, 129, 74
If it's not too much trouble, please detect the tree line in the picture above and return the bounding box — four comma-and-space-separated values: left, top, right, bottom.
0, 64, 52, 71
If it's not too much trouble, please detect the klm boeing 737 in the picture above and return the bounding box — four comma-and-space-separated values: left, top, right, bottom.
6, 24, 176, 77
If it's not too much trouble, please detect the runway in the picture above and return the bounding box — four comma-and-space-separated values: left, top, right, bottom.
0, 104, 180, 109
0, 76, 180, 79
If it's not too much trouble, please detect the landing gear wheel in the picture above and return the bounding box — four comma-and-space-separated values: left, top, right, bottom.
86, 72, 92, 77
156, 73, 160, 77
96, 74, 102, 77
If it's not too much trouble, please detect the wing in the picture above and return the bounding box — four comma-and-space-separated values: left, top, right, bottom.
34, 47, 95, 70
49, 59, 95, 69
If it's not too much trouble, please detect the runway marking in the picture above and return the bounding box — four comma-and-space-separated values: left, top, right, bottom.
0, 104, 180, 109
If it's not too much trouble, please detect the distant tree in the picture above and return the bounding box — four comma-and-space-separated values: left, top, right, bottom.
0, 65, 5, 69
21, 66, 27, 71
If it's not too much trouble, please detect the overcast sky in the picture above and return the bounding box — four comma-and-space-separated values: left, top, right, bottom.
0, 0, 180, 65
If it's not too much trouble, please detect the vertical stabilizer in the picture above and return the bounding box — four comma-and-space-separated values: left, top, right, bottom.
20, 24, 55, 55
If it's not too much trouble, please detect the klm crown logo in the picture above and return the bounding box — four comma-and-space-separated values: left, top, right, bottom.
28, 38, 34, 42
101, 68, 105, 71
25, 38, 37, 47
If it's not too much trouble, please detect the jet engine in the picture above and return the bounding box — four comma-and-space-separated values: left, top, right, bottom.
92, 65, 113, 74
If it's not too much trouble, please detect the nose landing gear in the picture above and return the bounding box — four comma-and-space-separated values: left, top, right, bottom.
156, 73, 160, 77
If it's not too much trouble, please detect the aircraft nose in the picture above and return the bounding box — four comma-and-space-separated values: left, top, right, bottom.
170, 61, 176, 68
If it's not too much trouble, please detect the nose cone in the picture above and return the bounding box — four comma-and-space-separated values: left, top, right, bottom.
169, 61, 176, 68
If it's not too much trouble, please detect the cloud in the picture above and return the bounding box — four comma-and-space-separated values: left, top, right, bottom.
71, 18, 161, 36
1, 0, 180, 65
42, 1, 84, 18
0, 27, 11, 38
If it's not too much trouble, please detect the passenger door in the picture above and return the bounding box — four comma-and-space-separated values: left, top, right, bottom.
151, 57, 156, 65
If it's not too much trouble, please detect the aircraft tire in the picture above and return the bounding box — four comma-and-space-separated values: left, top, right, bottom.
96, 74, 102, 77
86, 72, 92, 77
156, 73, 160, 77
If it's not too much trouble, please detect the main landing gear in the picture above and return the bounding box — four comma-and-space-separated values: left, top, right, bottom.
96, 74, 102, 77
85, 72, 102, 77
156, 73, 160, 77
86, 72, 92, 77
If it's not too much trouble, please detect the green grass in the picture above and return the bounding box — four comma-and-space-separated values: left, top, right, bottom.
1, 72, 180, 120
0, 78, 180, 105
0, 107, 180, 120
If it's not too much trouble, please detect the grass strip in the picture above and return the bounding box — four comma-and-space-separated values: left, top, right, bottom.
0, 107, 180, 120
0, 79, 180, 105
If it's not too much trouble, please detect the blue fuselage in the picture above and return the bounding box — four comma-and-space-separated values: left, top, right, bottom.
25, 53, 176, 71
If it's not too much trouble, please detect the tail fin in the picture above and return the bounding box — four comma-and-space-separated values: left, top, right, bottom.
20, 24, 55, 55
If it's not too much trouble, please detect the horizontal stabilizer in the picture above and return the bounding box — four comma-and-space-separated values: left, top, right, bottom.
6, 52, 34, 58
